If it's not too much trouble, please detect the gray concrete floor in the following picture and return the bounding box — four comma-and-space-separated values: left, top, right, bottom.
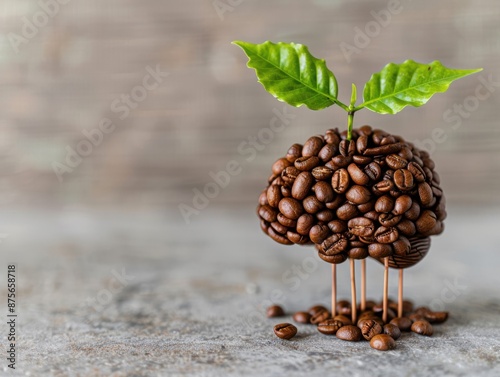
1, 206, 500, 376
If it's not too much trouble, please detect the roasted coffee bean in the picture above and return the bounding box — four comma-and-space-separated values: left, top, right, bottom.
333, 315, 352, 326
364, 211, 379, 221
294, 156, 320, 171
270, 221, 288, 235
390, 317, 412, 331
358, 201, 374, 213
272, 158, 292, 175
346, 185, 372, 204
363, 142, 404, 156
317, 319, 344, 335
328, 220, 347, 234
384, 169, 395, 181
356, 135, 368, 154
392, 236, 411, 256
267, 185, 282, 208
308, 305, 329, 316
394, 169, 415, 191
404, 201, 421, 221
374, 226, 399, 244
375, 196, 394, 213
407, 161, 426, 182
259, 190, 268, 206
287, 231, 308, 244
336, 203, 359, 220
291, 172, 314, 200
277, 213, 296, 227
318, 250, 348, 264
358, 125, 373, 135
286, 143, 303, 163
303, 196, 324, 214
361, 319, 383, 340
348, 247, 368, 259
423, 158, 435, 170
432, 185, 443, 198
293, 311, 312, 324
373, 180, 394, 195
423, 166, 433, 182
325, 130, 341, 145
380, 135, 396, 145
310, 309, 330, 325
268, 227, 293, 245
364, 162, 382, 181
259, 205, 278, 222
379, 213, 402, 227
332, 168, 350, 193
408, 313, 425, 323
383, 324, 401, 340
397, 219, 417, 236
423, 311, 448, 324
411, 320, 433, 336
296, 214, 315, 235
278, 198, 303, 220
336, 325, 362, 341
347, 163, 370, 185
416, 210, 437, 233
386, 154, 408, 170
281, 166, 301, 186
317, 143, 336, 162
271, 176, 285, 186
398, 147, 413, 161
339, 139, 356, 157
325, 195, 344, 210
336, 300, 351, 316
418, 182, 434, 207
313, 181, 335, 203
274, 323, 297, 340
281, 185, 292, 197
312, 166, 333, 180
260, 219, 269, 234
309, 224, 330, 244
267, 305, 285, 318
348, 217, 375, 237
331, 155, 352, 170
368, 243, 393, 258
393, 195, 412, 215
370, 334, 396, 351
353, 155, 373, 165
321, 234, 348, 255
302, 136, 324, 157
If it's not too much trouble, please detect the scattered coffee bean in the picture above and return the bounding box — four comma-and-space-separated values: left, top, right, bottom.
384, 324, 401, 340
293, 311, 312, 324
370, 334, 396, 351
336, 325, 362, 341
346, 185, 372, 204
308, 305, 329, 316
361, 319, 383, 340
390, 317, 413, 331
333, 315, 352, 326
423, 311, 449, 324
267, 305, 285, 318
409, 313, 425, 323
310, 309, 330, 325
274, 323, 297, 340
411, 320, 433, 336
317, 319, 344, 335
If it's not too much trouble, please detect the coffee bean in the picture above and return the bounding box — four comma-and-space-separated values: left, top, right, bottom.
339, 139, 356, 157
325, 195, 344, 210
396, 219, 417, 236
287, 231, 308, 244
418, 182, 434, 207
293, 311, 312, 324
423, 166, 433, 182
404, 201, 421, 221
356, 135, 368, 154
407, 161, 426, 182
267, 305, 285, 318
260, 219, 269, 234
274, 323, 297, 340
348, 247, 368, 259
318, 319, 344, 335
331, 155, 352, 169
386, 154, 408, 170
303, 196, 324, 214
370, 334, 396, 351
333, 315, 352, 326
390, 317, 412, 331
291, 172, 314, 200
375, 196, 394, 213
358, 201, 375, 213
398, 147, 413, 161
312, 166, 333, 180
332, 169, 350, 193
259, 205, 278, 222
358, 125, 373, 135
296, 214, 315, 235
278, 198, 303, 220
294, 156, 320, 171
380, 135, 396, 145
364, 211, 379, 221
336, 325, 362, 341
318, 249, 348, 264
272, 158, 292, 175
392, 236, 411, 256
383, 324, 401, 340
353, 155, 373, 165
348, 217, 375, 237
309, 224, 330, 244
336, 203, 359, 220
416, 210, 437, 233
320, 234, 348, 255
423, 311, 448, 324
270, 221, 288, 235
345, 185, 371, 204
361, 319, 383, 340
318, 143, 337, 161
308, 305, 329, 316
409, 313, 425, 323
281, 185, 292, 197
363, 142, 404, 156
281, 166, 301, 186
374, 226, 399, 244
364, 162, 382, 180
316, 209, 334, 222
336, 300, 351, 316
286, 144, 303, 163
423, 158, 435, 170
347, 163, 370, 185
267, 185, 282, 208
327, 220, 347, 234
259, 190, 268, 206
379, 213, 402, 227
302, 136, 324, 157
313, 181, 335, 203
394, 169, 415, 191
411, 320, 433, 336
324, 130, 340, 145
368, 243, 393, 258
277, 213, 296, 227
393, 195, 412, 215
310, 309, 330, 325
373, 180, 394, 195
268, 227, 293, 245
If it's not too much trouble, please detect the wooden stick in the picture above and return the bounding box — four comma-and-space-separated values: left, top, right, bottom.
331, 264, 337, 317
350, 259, 357, 324
382, 257, 389, 323
361, 259, 366, 312
398, 269, 403, 318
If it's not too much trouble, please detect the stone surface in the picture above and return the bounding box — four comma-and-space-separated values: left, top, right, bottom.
1, 206, 500, 376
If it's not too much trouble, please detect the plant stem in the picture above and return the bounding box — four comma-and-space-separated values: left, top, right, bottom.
347, 110, 354, 141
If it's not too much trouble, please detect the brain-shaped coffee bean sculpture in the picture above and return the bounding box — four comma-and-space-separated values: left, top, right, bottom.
257, 126, 446, 268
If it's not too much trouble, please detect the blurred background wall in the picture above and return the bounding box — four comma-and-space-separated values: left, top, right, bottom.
0, 0, 499, 218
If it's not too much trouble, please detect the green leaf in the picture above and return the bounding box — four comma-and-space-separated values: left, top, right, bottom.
359, 60, 482, 114
232, 41, 342, 111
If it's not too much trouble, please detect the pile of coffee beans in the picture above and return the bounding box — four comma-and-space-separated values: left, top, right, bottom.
258, 126, 446, 268
268, 300, 448, 351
